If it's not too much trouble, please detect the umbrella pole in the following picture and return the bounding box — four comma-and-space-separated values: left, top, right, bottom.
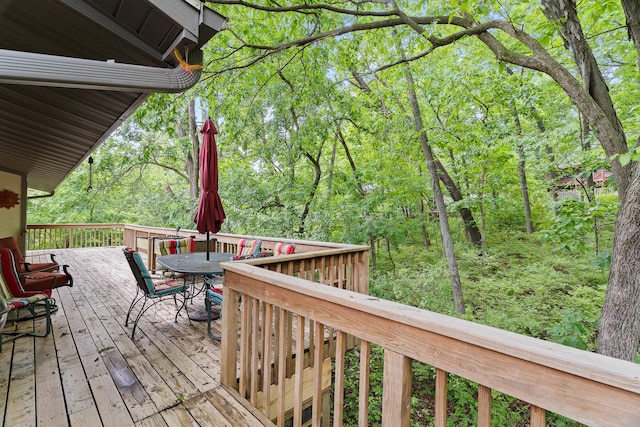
206, 231, 210, 260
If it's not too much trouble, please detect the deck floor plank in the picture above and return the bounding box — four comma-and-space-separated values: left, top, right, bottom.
1, 247, 274, 427
5, 321, 36, 427
0, 334, 14, 427
89, 373, 136, 427
34, 314, 68, 427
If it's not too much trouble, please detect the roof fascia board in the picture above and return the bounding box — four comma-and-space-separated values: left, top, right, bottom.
59, 0, 163, 63
200, 4, 228, 32
0, 49, 202, 93
149, 0, 200, 36
162, 29, 198, 62
148, 0, 227, 37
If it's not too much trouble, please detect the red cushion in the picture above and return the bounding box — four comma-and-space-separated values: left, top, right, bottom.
20, 271, 69, 292
0, 248, 52, 298
0, 236, 24, 265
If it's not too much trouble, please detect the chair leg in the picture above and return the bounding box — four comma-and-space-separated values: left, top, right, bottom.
206, 292, 222, 340
1, 299, 52, 350
125, 291, 144, 327
205, 296, 212, 337
130, 298, 150, 339
174, 291, 190, 325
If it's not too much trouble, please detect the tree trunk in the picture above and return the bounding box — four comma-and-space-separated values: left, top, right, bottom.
327, 140, 337, 193
434, 160, 483, 246
531, 107, 559, 213
541, 0, 639, 360
187, 99, 200, 200
399, 47, 465, 314
517, 144, 534, 234
369, 234, 377, 270
599, 162, 640, 360
514, 113, 534, 234
419, 199, 431, 249
508, 101, 534, 234
600, 0, 640, 358
621, 0, 640, 70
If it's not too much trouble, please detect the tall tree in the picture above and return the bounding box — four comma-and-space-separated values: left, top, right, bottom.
397, 35, 466, 314
203, 0, 640, 359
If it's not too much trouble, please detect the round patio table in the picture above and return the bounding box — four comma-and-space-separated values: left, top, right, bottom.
156, 252, 232, 321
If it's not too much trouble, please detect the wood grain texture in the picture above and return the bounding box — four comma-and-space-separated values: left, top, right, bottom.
224, 263, 640, 426
1, 248, 274, 427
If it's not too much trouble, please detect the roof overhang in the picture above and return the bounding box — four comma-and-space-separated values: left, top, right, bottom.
0, 0, 226, 193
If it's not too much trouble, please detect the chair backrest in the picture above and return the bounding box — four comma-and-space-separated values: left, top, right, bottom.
235, 239, 262, 259
0, 236, 24, 265
0, 266, 14, 301
158, 238, 194, 256
0, 248, 29, 297
273, 242, 295, 256
123, 247, 155, 295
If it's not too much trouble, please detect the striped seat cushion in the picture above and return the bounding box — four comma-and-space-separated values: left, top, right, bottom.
158, 238, 194, 255
233, 239, 262, 260
273, 242, 295, 256
5, 293, 49, 310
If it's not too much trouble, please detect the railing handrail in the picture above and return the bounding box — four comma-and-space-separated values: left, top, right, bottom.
27, 223, 124, 229
221, 261, 640, 426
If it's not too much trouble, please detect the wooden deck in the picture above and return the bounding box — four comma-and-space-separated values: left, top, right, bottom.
0, 247, 274, 427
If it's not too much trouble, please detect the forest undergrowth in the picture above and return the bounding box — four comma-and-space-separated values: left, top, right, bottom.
340, 230, 610, 426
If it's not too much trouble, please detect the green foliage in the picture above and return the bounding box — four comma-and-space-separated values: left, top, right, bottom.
372, 231, 607, 338
545, 310, 598, 351
540, 197, 617, 253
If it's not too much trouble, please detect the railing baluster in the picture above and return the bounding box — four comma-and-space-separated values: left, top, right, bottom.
277, 307, 287, 427
382, 349, 411, 427
294, 314, 305, 427
478, 384, 491, 427
251, 299, 261, 404
312, 321, 324, 427
530, 405, 546, 427
239, 295, 251, 397
358, 340, 370, 427
435, 368, 448, 427
333, 331, 346, 427
262, 302, 273, 417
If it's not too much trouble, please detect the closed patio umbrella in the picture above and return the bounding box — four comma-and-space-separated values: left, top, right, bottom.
194, 118, 226, 260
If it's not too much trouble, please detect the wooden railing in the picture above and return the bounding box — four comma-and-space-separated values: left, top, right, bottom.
221, 262, 640, 427
26, 223, 125, 250
27, 224, 338, 254
25, 223, 640, 426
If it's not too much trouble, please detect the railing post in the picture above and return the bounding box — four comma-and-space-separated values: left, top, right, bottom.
382, 349, 411, 427
221, 283, 240, 389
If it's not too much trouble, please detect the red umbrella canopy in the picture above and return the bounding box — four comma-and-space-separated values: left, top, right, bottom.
194, 118, 226, 234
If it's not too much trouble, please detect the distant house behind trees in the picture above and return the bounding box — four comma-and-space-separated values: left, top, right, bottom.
553, 168, 615, 200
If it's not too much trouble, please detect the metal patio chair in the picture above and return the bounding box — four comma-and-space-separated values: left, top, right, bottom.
123, 247, 191, 339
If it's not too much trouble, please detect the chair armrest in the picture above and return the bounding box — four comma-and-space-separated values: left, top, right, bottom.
19, 273, 58, 291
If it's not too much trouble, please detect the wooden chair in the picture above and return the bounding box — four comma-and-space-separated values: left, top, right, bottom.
0, 236, 73, 289
123, 247, 191, 339
0, 248, 53, 352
